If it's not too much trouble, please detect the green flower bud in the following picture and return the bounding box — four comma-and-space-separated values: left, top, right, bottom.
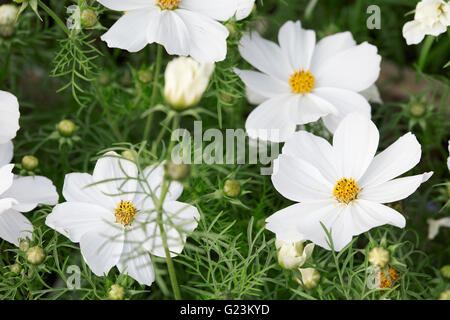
439, 290, 450, 300
440, 265, 450, 279
81, 9, 98, 28
166, 161, 190, 181
368, 247, 390, 268
410, 103, 425, 117
57, 120, 76, 137
26, 246, 45, 265
108, 284, 125, 300
121, 150, 136, 162
138, 69, 152, 83
10, 263, 20, 274
223, 179, 240, 198
22, 155, 39, 171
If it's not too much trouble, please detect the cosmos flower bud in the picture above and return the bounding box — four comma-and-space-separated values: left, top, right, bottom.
440, 265, 450, 279
440, 290, 450, 300
121, 150, 136, 162
57, 120, 76, 137
19, 240, 30, 252
10, 263, 20, 274
26, 246, 45, 265
223, 179, 240, 198
138, 69, 152, 83
276, 240, 314, 270
166, 161, 190, 181
0, 4, 18, 37
164, 57, 214, 110
410, 103, 426, 117
22, 155, 39, 171
81, 9, 98, 28
368, 247, 390, 268
299, 268, 321, 289
108, 284, 125, 300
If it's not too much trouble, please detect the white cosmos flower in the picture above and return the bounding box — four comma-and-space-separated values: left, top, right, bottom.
164, 56, 215, 109
266, 113, 433, 251
234, 20, 381, 142
45, 152, 200, 286
97, 0, 255, 62
427, 217, 450, 240
402, 0, 450, 45
0, 90, 20, 145
0, 142, 58, 246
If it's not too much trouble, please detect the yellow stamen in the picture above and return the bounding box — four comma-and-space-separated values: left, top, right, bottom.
157, 0, 182, 10
333, 178, 359, 204
378, 267, 400, 288
114, 200, 137, 226
289, 69, 315, 94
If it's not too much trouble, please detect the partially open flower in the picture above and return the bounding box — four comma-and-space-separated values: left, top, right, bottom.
403, 0, 450, 45
276, 240, 314, 270
377, 267, 400, 288
164, 57, 214, 110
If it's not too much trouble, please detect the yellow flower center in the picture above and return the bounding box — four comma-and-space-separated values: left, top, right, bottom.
114, 200, 137, 226
333, 178, 359, 204
157, 0, 182, 10
289, 70, 315, 94
378, 267, 400, 288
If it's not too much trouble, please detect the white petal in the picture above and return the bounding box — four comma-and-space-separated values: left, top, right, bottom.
79, 223, 124, 276
355, 200, 406, 229
92, 152, 138, 203
101, 9, 155, 53
0, 164, 14, 195
46, 202, 116, 242
427, 217, 450, 240
294, 93, 338, 125
175, 9, 229, 63
278, 21, 316, 70
358, 132, 422, 188
0, 197, 17, 214
402, 20, 426, 45
310, 31, 356, 72
271, 154, 333, 202
180, 0, 248, 21
238, 31, 292, 81
137, 200, 199, 258
0, 209, 33, 246
63, 173, 116, 210
245, 95, 297, 143
0, 90, 20, 144
2, 176, 58, 212
235, 0, 255, 20
314, 42, 381, 92
282, 131, 338, 183
245, 86, 269, 105
333, 113, 379, 180
97, 0, 154, 11
149, 10, 190, 56
359, 172, 433, 204
0, 141, 13, 167
266, 200, 345, 250
117, 230, 155, 286
314, 87, 372, 133
360, 84, 383, 104
234, 69, 290, 98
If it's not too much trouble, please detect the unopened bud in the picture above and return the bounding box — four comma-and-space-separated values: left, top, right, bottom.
299, 268, 320, 289
166, 161, 190, 181
57, 120, 76, 137
223, 179, 240, 198
81, 9, 97, 28
22, 155, 39, 171
121, 150, 136, 162
440, 265, 450, 279
138, 70, 152, 83
108, 284, 125, 300
26, 246, 45, 265
10, 263, 20, 274
19, 240, 29, 252
410, 103, 425, 117
439, 290, 450, 300
368, 247, 390, 268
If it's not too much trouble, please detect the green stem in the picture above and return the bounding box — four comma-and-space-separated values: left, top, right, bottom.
38, 1, 71, 36
332, 249, 350, 299
417, 35, 434, 77
143, 45, 163, 142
